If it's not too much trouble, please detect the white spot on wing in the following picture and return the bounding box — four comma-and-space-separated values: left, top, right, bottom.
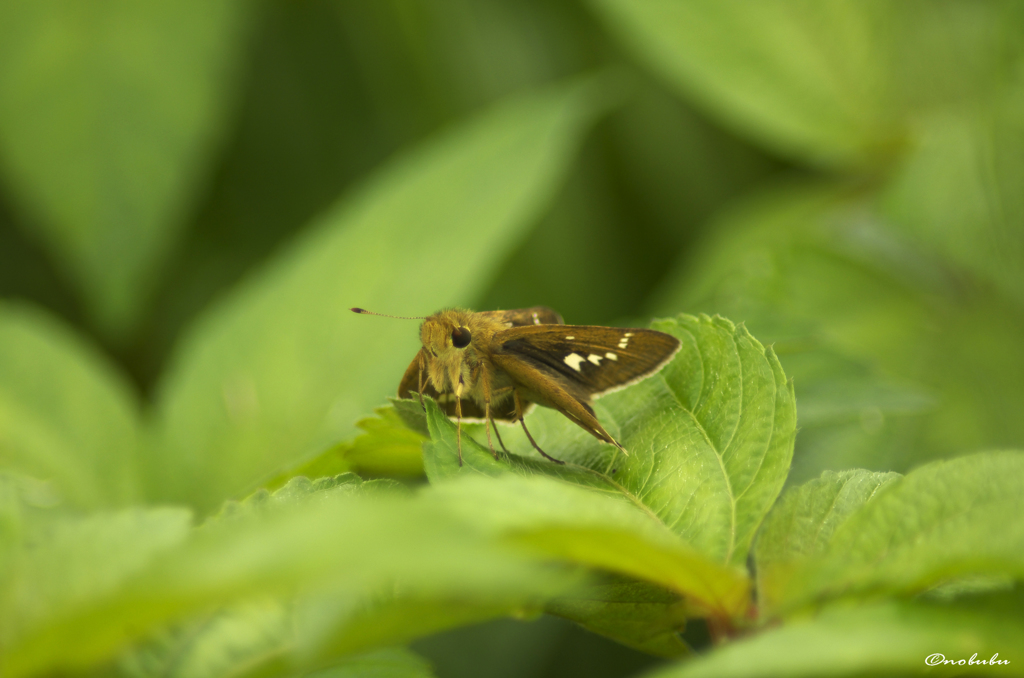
532, 311, 540, 325
605, 352, 618, 360
624, 332, 635, 337
563, 353, 586, 372
592, 336, 682, 400
565, 335, 575, 340
587, 354, 603, 365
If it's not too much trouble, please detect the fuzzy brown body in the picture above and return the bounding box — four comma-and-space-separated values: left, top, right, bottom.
386, 306, 682, 465
417, 308, 521, 416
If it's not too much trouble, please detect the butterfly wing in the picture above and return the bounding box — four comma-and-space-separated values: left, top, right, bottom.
490, 346, 618, 446
489, 325, 681, 446
495, 325, 681, 396
477, 306, 564, 328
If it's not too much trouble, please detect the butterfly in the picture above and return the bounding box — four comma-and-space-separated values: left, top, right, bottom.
353, 306, 681, 465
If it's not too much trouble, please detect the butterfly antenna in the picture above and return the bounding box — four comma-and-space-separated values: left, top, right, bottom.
350, 307, 427, 320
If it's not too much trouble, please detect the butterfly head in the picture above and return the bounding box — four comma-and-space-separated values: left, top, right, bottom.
420, 308, 477, 358
421, 308, 488, 395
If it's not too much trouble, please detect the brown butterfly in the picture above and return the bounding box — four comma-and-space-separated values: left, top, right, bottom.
352, 306, 681, 465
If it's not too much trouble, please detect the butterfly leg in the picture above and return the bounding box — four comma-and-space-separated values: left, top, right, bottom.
455, 395, 463, 467
514, 390, 564, 465
485, 380, 512, 457
416, 355, 426, 411
479, 368, 502, 460
483, 401, 501, 460
489, 414, 509, 455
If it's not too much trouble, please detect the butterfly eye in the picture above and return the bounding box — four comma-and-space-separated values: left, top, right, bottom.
451, 327, 471, 348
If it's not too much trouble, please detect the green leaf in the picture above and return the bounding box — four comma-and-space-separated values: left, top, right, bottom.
1, 506, 193, 674
291, 595, 531, 674
646, 592, 1024, 678
306, 648, 437, 678
774, 451, 1024, 614
117, 479, 513, 678
588, 1, 1017, 170
587, 0, 900, 168
1, 475, 571, 678
214, 473, 398, 521
652, 315, 796, 567
393, 398, 431, 439
421, 397, 507, 481
422, 430, 750, 619
546, 577, 691, 659
754, 469, 900, 615
344, 407, 426, 477
652, 184, 1024, 483
119, 594, 443, 678
0, 301, 141, 507
0, 1, 252, 337
150, 77, 613, 513
269, 407, 427, 490
881, 98, 1024, 308
116, 599, 290, 678
425, 472, 748, 654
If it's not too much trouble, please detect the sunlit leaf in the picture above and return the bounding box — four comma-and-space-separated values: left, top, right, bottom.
773, 451, 1024, 614
422, 461, 750, 619
1, 475, 570, 678
119, 595, 442, 678
754, 469, 900, 614
646, 592, 1024, 678
1, 505, 193, 675
117, 599, 290, 678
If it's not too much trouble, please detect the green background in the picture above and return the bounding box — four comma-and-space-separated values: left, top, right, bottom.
1, 1, 1022, 677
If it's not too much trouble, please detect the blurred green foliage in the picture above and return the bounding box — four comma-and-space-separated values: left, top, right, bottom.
1, 1, 1023, 677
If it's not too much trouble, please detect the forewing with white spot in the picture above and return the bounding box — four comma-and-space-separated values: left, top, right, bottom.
493, 325, 681, 397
